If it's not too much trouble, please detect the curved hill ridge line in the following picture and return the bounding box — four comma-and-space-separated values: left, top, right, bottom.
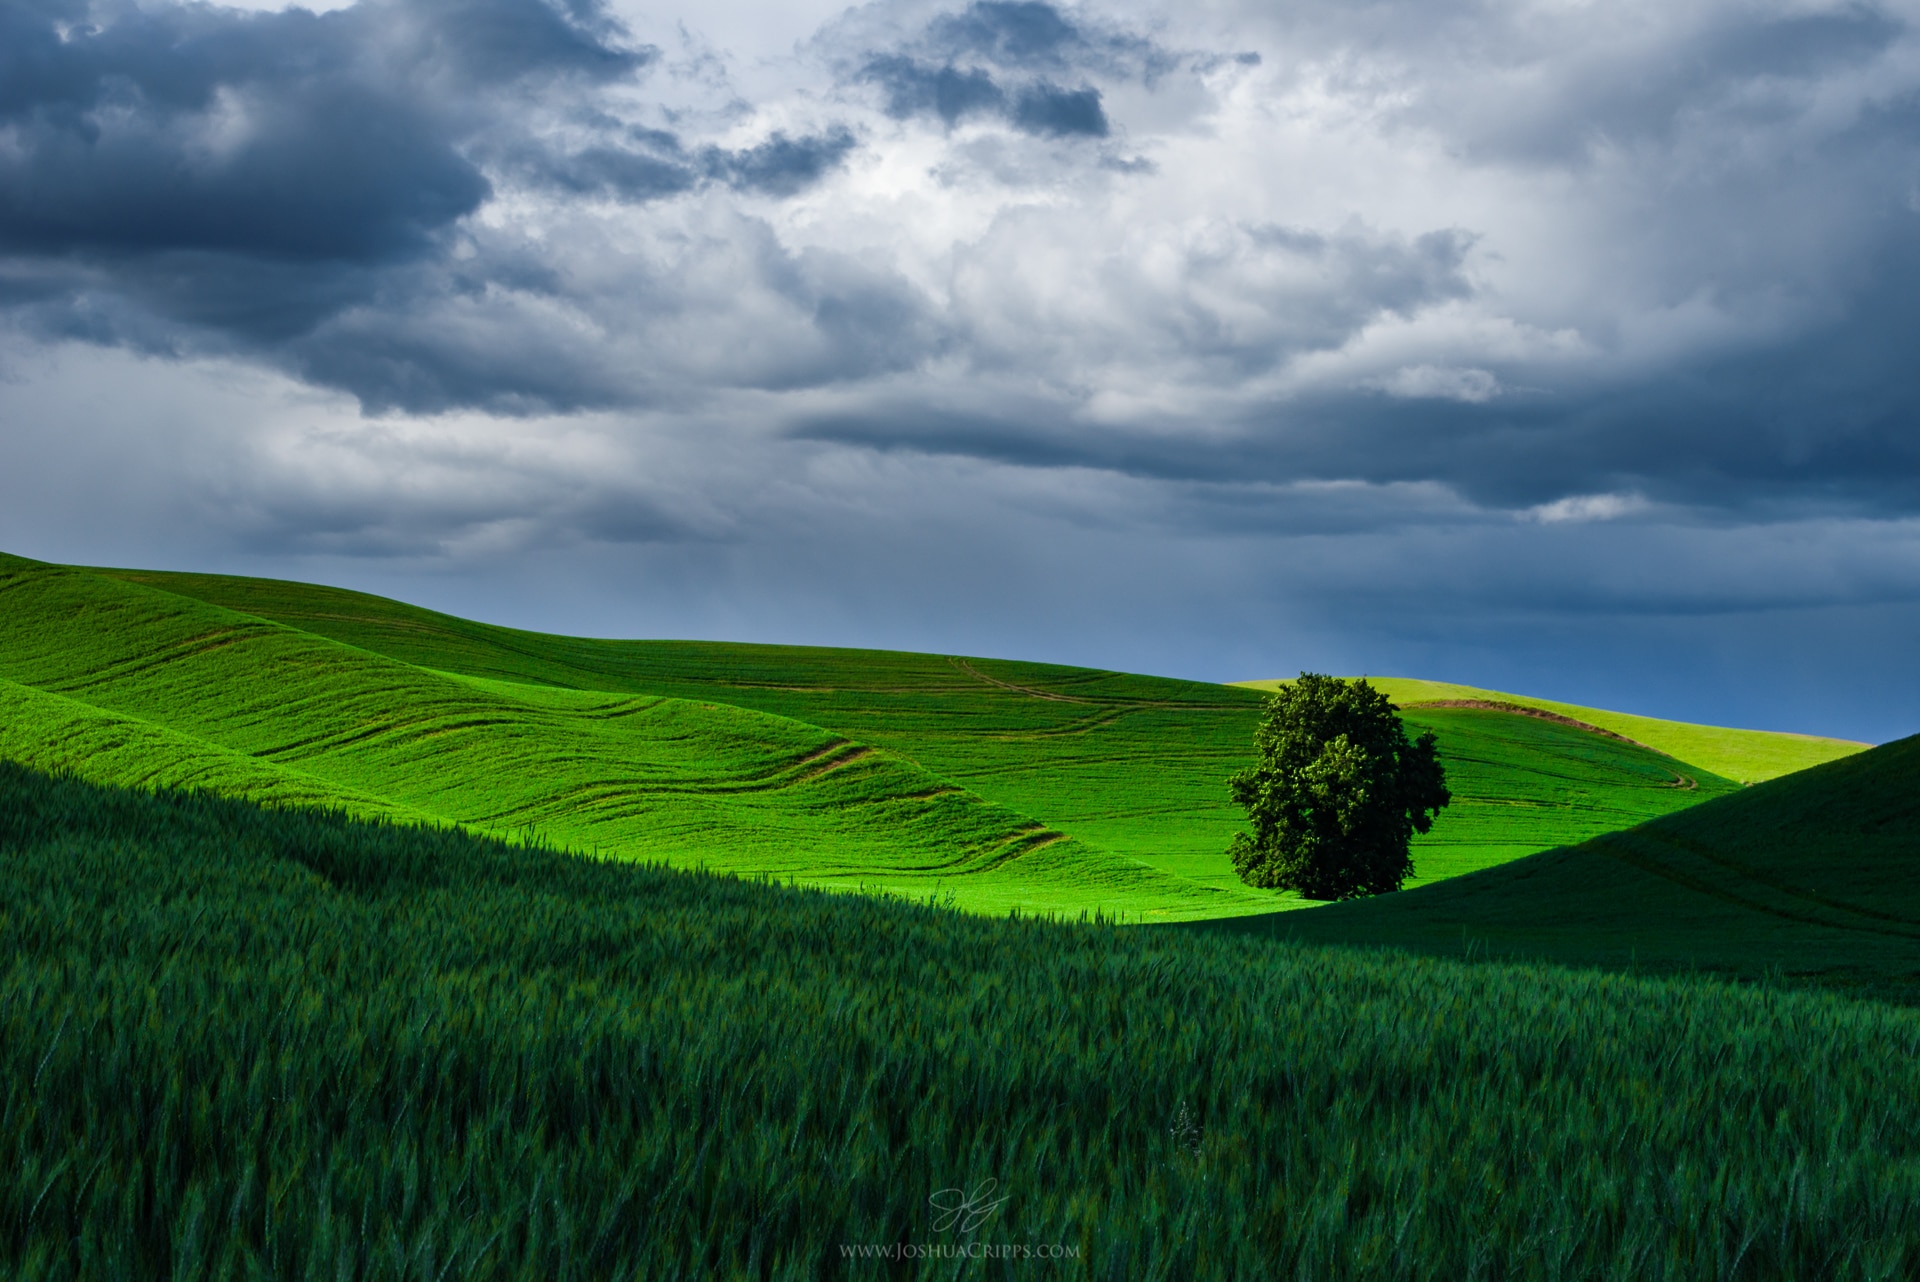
1232, 676, 1867, 784
1407, 699, 1661, 752
946, 657, 1249, 712
794, 744, 876, 783
950, 657, 1097, 704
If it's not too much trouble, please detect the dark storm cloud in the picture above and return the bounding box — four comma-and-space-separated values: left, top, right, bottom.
849, 0, 1179, 137
8, 0, 1920, 532
793, 220, 1480, 471
0, 0, 646, 374
0, 0, 645, 261
792, 221, 1920, 523
861, 55, 1107, 136
862, 55, 1008, 125
0, 0, 869, 411
799, 306, 1920, 524
922, 0, 1172, 78
708, 129, 861, 197
1009, 83, 1107, 137
928, 1, 1083, 67
502, 125, 857, 201
524, 133, 701, 201
786, 6, 1920, 529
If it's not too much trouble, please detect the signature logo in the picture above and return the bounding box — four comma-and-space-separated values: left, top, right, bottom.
928, 1179, 1010, 1234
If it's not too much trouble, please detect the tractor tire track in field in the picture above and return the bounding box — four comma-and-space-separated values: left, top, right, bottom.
794, 743, 875, 783
950, 658, 1098, 704
35, 628, 259, 694
946, 658, 1253, 712
882, 823, 1069, 874
1408, 700, 1701, 789
1407, 699, 1663, 753
1597, 833, 1920, 940
1639, 830, 1920, 928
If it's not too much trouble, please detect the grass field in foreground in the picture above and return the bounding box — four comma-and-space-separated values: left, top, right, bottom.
1235, 676, 1867, 784
85, 563, 1808, 905
6, 760, 1920, 1278
1193, 732, 1920, 1001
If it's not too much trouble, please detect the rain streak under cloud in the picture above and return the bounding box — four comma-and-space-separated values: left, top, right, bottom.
3, 0, 1920, 740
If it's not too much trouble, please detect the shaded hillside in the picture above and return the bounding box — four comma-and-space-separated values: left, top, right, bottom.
1194, 733, 1920, 999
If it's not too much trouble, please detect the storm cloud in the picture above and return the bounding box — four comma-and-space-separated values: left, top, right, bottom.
0, 0, 865, 407
4, 0, 1920, 739
0, 0, 636, 260
848, 0, 1194, 136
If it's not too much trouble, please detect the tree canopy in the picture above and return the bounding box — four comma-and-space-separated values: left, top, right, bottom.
1228, 674, 1450, 899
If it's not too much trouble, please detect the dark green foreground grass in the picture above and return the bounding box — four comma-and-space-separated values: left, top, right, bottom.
7, 763, 1920, 1278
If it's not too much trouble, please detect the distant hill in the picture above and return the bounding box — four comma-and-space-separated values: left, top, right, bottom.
1192, 733, 1920, 999
0, 552, 1826, 918
91, 561, 1275, 907
1233, 676, 1866, 783
1, 552, 1243, 919
91, 562, 1768, 903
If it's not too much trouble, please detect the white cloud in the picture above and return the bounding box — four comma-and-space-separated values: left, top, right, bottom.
1521, 493, 1652, 524
1373, 364, 1501, 403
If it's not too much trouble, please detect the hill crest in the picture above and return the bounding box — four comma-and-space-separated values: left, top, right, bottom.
1232, 675, 1866, 784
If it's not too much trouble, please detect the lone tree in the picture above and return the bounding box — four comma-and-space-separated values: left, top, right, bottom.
1228, 674, 1450, 899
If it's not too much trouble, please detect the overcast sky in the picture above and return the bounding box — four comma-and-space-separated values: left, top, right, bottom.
4, 0, 1919, 741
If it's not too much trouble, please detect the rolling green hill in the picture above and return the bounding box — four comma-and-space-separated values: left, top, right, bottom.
1205, 732, 1920, 998
83, 564, 1782, 903
0, 553, 1857, 918
1391, 704, 1740, 887
92, 564, 1274, 899
0, 553, 1251, 919
1234, 676, 1866, 783
5, 760, 1919, 1276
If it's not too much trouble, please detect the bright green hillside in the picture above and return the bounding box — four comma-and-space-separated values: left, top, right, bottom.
1235, 675, 1866, 783
1204, 732, 1920, 999
0, 553, 1853, 917
0, 554, 1252, 919
95, 564, 1271, 897
87, 563, 1775, 903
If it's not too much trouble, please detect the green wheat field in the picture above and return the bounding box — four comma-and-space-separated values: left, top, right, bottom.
3, 549, 1916, 1278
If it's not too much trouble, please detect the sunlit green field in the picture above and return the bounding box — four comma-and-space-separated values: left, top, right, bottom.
5, 761, 1919, 1278
0, 555, 1257, 919
0, 552, 1862, 918
1235, 676, 1866, 784
95, 563, 1275, 898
